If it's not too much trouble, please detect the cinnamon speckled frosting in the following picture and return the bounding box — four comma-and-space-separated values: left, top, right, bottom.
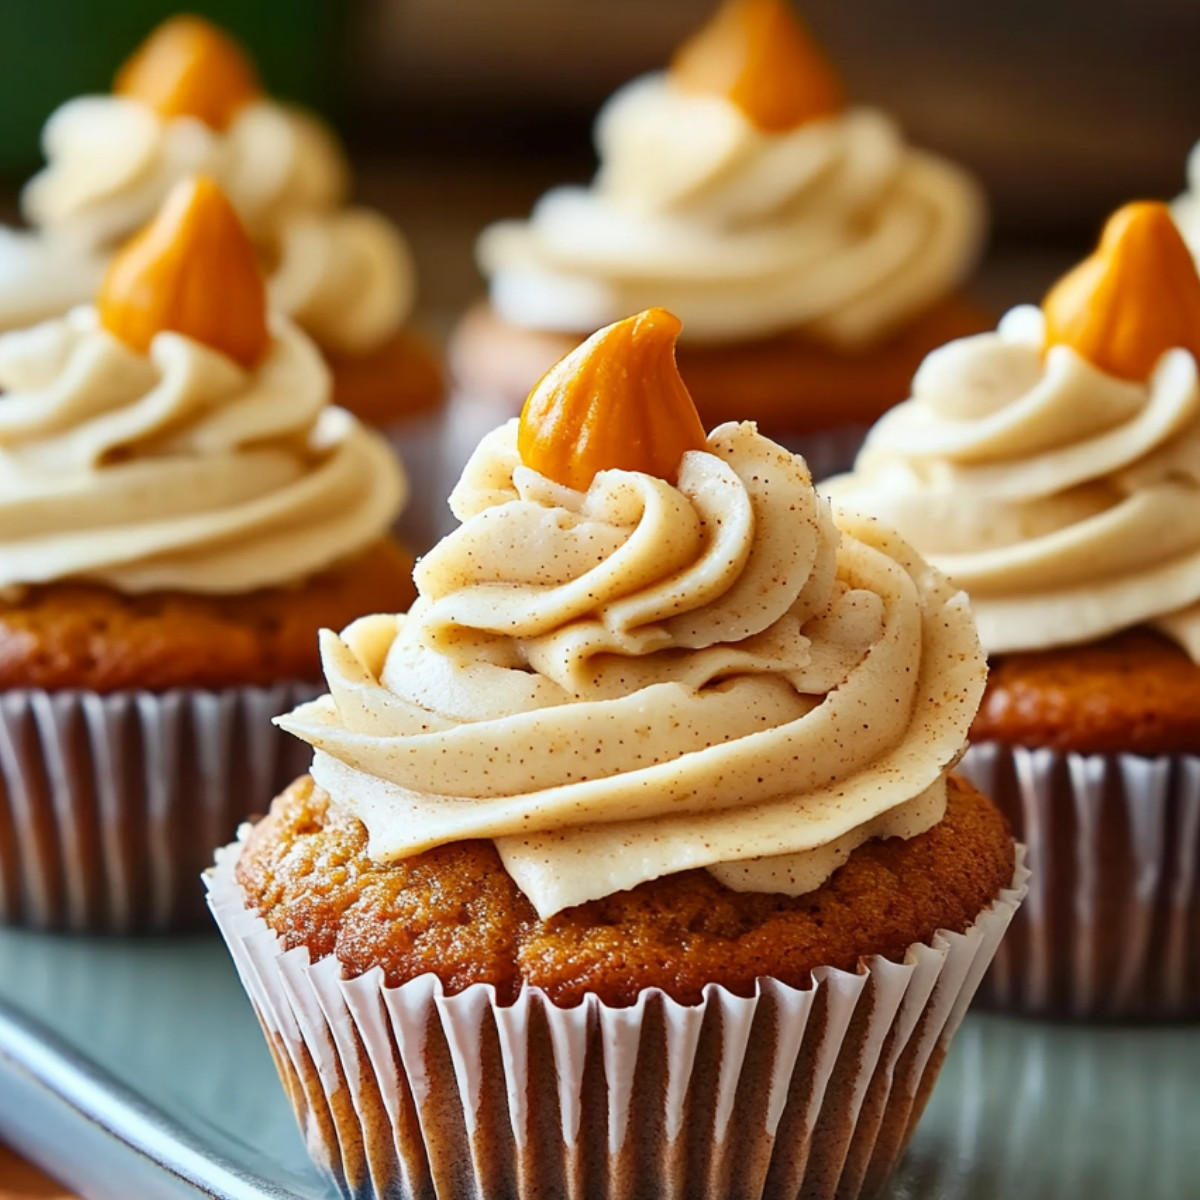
0, 307, 404, 594
278, 419, 985, 917
828, 305, 1200, 659
479, 73, 984, 349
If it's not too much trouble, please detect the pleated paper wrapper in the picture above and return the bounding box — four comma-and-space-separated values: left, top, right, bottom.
960, 742, 1200, 1019
0, 684, 315, 934
207, 836, 1027, 1200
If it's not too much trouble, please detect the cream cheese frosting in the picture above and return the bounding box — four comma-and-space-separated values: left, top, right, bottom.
277, 419, 985, 917
478, 73, 985, 348
0, 306, 405, 594
827, 305, 1200, 658
1172, 140, 1200, 267
15, 96, 413, 353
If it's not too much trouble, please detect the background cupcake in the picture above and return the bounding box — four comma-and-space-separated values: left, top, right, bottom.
448, 0, 987, 489
210, 308, 1025, 1200
5, 14, 444, 547
829, 201, 1200, 1018
0, 176, 412, 933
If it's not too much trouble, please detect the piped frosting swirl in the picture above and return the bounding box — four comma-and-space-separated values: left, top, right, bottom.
278, 411, 984, 916
830, 202, 1200, 659
14, 18, 413, 354
478, 4, 983, 348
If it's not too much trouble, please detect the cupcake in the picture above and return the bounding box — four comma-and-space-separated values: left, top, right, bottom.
7, 14, 443, 545
828, 201, 1200, 1018
449, 0, 987, 486
208, 309, 1025, 1200
0, 176, 413, 933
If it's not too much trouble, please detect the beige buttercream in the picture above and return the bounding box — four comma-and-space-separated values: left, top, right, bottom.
828, 305, 1200, 657
0, 307, 405, 594
277, 420, 985, 917
478, 73, 985, 348
14, 96, 412, 353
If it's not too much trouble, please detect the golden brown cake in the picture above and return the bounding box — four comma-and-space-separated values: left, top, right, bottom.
0, 540, 415, 695
238, 773, 1014, 1008
327, 327, 444, 429
974, 630, 1200, 756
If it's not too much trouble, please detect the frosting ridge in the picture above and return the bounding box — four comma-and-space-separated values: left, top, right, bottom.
479, 73, 984, 347
278, 419, 985, 917
0, 307, 404, 594
17, 95, 412, 353
828, 305, 1200, 657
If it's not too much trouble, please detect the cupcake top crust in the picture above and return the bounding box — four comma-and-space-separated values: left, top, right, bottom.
0, 177, 405, 597
829, 201, 1200, 660
277, 308, 987, 919
11, 16, 412, 357
477, 0, 985, 349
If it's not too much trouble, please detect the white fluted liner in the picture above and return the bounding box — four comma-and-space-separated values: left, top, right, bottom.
960, 743, 1200, 1018
0, 685, 316, 933
207, 836, 1026, 1200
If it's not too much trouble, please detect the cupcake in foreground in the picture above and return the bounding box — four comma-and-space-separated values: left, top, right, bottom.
0, 177, 413, 932
208, 309, 1024, 1200
450, 0, 988, 482
829, 201, 1200, 1018
9, 14, 443, 542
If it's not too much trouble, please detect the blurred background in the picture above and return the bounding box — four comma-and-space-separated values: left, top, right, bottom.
1, 0, 1198, 316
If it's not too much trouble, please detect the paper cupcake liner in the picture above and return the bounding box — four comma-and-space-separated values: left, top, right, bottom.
383, 410, 449, 555
774, 424, 873, 484
959, 742, 1200, 1019
0, 684, 316, 934
207, 835, 1026, 1200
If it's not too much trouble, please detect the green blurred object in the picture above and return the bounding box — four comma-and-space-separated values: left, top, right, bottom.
0, 0, 342, 181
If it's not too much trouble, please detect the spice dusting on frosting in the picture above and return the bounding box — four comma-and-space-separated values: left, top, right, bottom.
114, 14, 261, 131
518, 308, 707, 490
277, 310, 986, 917
98, 175, 269, 368
1043, 201, 1200, 382
670, 0, 842, 133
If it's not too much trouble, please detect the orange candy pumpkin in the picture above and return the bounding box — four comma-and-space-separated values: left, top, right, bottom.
518, 309, 708, 492
1042, 201, 1200, 381
115, 14, 260, 131
98, 176, 270, 369
671, 0, 842, 133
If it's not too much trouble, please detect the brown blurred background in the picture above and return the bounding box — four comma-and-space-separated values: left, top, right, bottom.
2, 0, 1199, 315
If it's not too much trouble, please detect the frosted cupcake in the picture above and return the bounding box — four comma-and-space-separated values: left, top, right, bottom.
6, 15, 443, 544
209, 308, 1024, 1200
0, 177, 412, 932
829, 202, 1200, 1017
450, 0, 987, 485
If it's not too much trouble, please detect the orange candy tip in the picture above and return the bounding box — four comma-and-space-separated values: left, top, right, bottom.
517, 308, 708, 492
114, 13, 261, 130
97, 175, 270, 369
1042, 201, 1200, 382
670, 0, 842, 133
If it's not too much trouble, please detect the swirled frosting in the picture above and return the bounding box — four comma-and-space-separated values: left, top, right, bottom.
1172, 140, 1200, 266
16, 97, 413, 353
277, 419, 985, 917
478, 74, 985, 347
827, 305, 1200, 658
0, 306, 405, 594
